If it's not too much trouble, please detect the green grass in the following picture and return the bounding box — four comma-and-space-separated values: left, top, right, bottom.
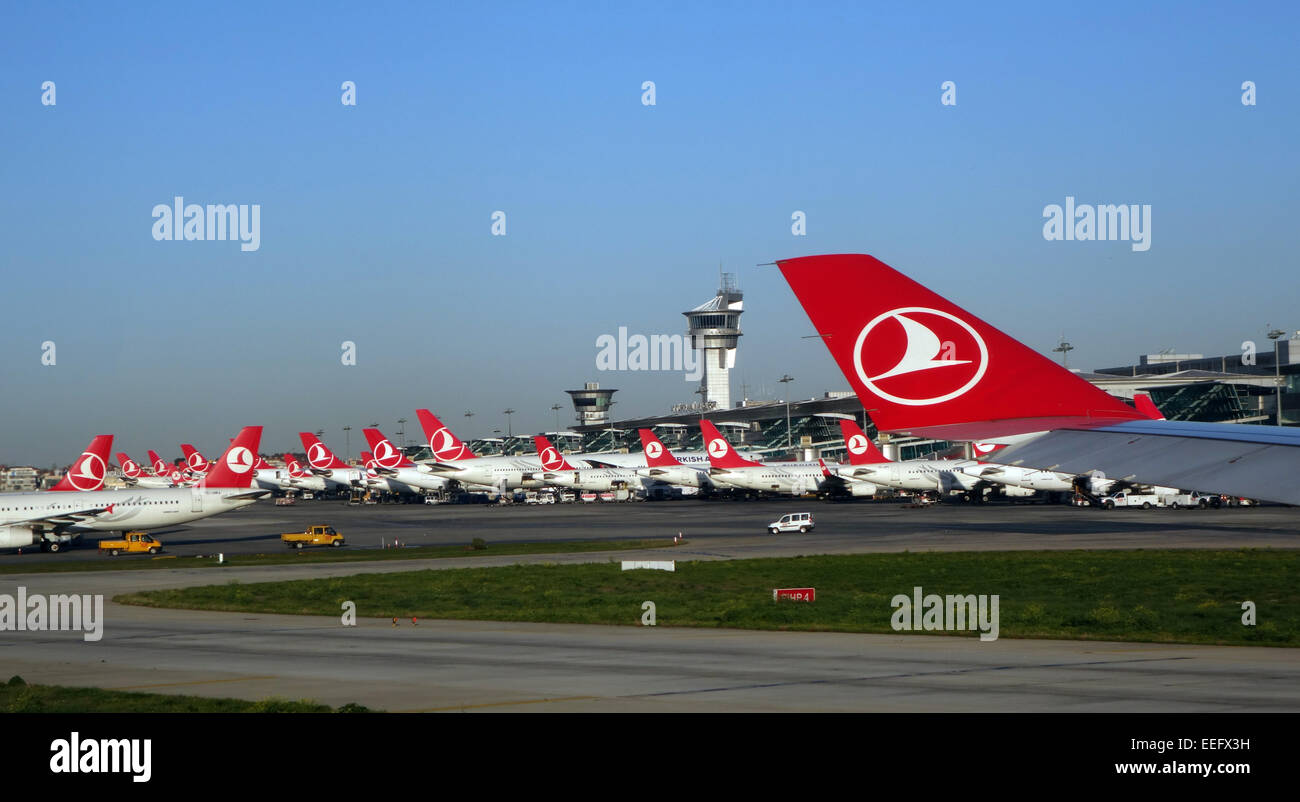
0, 676, 373, 713
0, 538, 677, 574
116, 549, 1298, 647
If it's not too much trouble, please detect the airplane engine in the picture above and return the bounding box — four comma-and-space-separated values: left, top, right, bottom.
848, 483, 877, 497
0, 526, 39, 549
1001, 486, 1036, 498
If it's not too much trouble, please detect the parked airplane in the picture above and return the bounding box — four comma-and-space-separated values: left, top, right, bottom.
361, 428, 450, 493
775, 253, 1299, 505
0, 426, 270, 552
282, 453, 327, 493
297, 433, 366, 489
117, 452, 175, 488
633, 428, 721, 491
533, 435, 663, 492
698, 420, 862, 496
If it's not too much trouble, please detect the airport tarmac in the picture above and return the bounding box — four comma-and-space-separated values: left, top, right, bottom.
11, 497, 1300, 563
2, 500, 1296, 712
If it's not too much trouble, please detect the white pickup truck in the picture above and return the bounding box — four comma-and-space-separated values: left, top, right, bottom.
1101, 492, 1164, 509
1102, 491, 1215, 509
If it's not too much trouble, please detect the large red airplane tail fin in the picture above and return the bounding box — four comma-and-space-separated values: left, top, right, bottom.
417, 409, 478, 461
117, 452, 143, 479
699, 420, 762, 468
533, 435, 577, 471
835, 419, 890, 465
363, 428, 415, 468
638, 428, 684, 467
181, 444, 210, 474
147, 450, 170, 476
776, 254, 1145, 439
298, 432, 349, 469
200, 427, 262, 488
50, 435, 113, 492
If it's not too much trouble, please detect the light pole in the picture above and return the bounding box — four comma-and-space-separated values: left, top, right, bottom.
1268, 327, 1285, 425
778, 374, 795, 451
342, 426, 351, 461
397, 418, 407, 448
551, 403, 562, 433
1053, 335, 1074, 368
503, 409, 515, 438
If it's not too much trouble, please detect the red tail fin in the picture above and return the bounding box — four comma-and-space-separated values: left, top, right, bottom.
360, 451, 379, 473
533, 435, 577, 471
363, 428, 415, 468
148, 450, 169, 476
417, 409, 477, 461
283, 454, 308, 477
777, 254, 1145, 439
50, 435, 113, 491
199, 427, 262, 488
298, 432, 349, 469
699, 420, 762, 468
181, 444, 210, 474
836, 420, 890, 466
117, 452, 143, 479
1134, 393, 1166, 420
638, 428, 683, 467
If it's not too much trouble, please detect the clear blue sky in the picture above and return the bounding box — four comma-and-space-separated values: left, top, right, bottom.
1, 1, 1296, 464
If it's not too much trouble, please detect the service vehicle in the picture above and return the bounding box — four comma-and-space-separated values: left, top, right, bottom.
1101, 492, 1164, 509
280, 524, 344, 549
98, 532, 163, 556
768, 512, 815, 534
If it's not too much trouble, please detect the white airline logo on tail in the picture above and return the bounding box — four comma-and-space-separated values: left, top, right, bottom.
708, 438, 729, 459
854, 307, 988, 406
187, 452, 206, 471
846, 434, 869, 455
540, 448, 564, 471
67, 453, 106, 490
122, 459, 140, 476
308, 443, 330, 467
226, 447, 253, 473
645, 441, 663, 459
374, 440, 402, 468
430, 429, 466, 461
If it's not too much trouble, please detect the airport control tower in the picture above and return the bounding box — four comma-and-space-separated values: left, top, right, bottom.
684, 273, 744, 410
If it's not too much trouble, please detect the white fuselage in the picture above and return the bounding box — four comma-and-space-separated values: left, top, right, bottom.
709, 461, 849, 495
846, 459, 983, 493
0, 486, 268, 548
543, 467, 665, 492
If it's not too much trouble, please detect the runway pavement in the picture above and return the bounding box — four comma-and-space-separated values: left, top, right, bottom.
2, 500, 1296, 712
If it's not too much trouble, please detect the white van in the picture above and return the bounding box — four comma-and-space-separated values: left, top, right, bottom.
768, 512, 814, 534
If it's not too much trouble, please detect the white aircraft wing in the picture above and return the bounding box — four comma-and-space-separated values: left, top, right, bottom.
990, 420, 1300, 505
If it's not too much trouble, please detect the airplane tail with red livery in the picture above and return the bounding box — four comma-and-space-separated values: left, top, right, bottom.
776, 254, 1146, 440
699, 420, 762, 468
284, 454, 310, 478
298, 433, 350, 470
181, 444, 211, 475
148, 450, 171, 476
199, 426, 262, 488
50, 435, 113, 492
638, 428, 684, 467
533, 435, 577, 472
117, 452, 144, 479
363, 428, 416, 469
836, 420, 891, 466
416, 410, 478, 461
